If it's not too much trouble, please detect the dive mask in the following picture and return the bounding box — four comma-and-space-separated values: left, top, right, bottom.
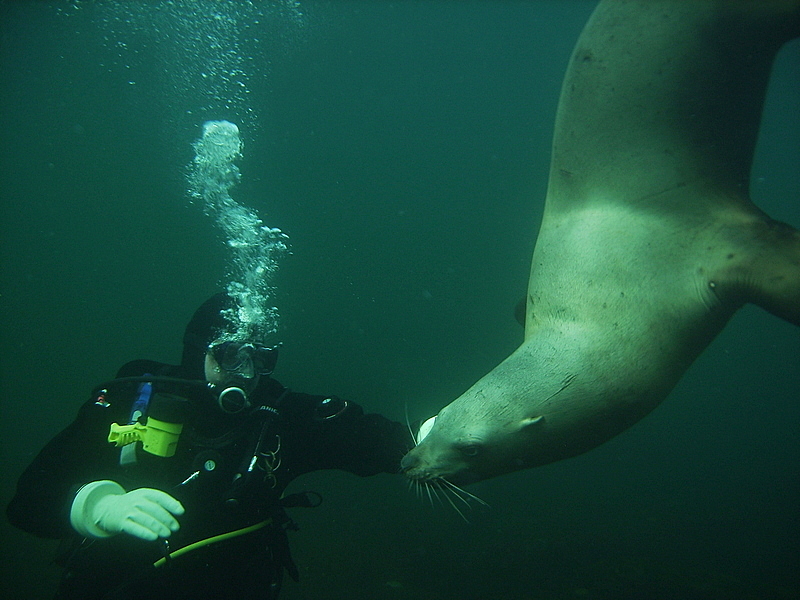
210, 341, 279, 378
209, 341, 279, 414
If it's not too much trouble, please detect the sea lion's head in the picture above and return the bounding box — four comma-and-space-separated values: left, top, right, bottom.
401, 398, 546, 487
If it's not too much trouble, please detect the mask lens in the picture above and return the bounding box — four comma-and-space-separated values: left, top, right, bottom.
211, 342, 278, 377
252, 346, 279, 375
213, 342, 255, 378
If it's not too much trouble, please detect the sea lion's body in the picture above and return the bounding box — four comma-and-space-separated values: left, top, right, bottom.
402, 0, 800, 485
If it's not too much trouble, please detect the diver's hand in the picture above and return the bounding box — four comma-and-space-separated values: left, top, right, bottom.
70, 480, 185, 541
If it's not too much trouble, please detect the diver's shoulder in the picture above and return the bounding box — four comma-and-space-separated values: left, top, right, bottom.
114, 359, 181, 378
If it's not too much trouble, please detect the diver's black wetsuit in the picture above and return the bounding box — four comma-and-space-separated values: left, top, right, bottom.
7, 358, 411, 600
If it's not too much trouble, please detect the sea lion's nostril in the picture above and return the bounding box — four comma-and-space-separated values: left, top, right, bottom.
400, 452, 417, 471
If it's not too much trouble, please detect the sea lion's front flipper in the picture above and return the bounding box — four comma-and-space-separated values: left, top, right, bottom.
712, 213, 800, 327
544, 0, 800, 326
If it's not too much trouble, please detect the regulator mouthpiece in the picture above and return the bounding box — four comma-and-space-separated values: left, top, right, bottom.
216, 385, 250, 414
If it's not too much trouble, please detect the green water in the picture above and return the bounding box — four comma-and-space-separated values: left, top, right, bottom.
1, 2, 798, 598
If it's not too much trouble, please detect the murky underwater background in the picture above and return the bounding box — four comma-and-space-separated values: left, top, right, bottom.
1, 2, 798, 598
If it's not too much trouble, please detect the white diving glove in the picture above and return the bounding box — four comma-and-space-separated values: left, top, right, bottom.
70, 480, 185, 541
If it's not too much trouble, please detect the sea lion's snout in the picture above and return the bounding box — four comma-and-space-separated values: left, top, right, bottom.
400, 442, 440, 482
399, 448, 420, 473
400, 414, 443, 481
401, 443, 473, 486
401, 435, 457, 484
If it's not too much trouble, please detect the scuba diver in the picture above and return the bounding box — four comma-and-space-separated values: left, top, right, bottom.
6, 293, 413, 600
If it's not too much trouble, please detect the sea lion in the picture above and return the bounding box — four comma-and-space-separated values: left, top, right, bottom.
401, 0, 800, 487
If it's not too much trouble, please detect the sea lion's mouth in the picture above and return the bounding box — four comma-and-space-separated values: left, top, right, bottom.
402, 461, 478, 487
400, 446, 452, 482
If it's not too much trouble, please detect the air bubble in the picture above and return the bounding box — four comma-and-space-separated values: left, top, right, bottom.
188, 120, 289, 344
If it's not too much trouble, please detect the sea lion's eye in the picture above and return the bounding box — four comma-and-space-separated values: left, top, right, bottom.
459, 443, 481, 457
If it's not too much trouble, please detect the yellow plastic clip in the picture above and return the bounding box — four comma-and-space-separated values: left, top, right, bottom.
108, 418, 183, 458
108, 422, 147, 447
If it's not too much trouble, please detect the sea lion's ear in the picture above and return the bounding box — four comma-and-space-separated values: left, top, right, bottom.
518, 415, 545, 430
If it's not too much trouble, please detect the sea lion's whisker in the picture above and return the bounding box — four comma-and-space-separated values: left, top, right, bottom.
423, 481, 435, 507
404, 403, 416, 445
439, 478, 490, 508
407, 477, 489, 521
436, 479, 471, 508
429, 483, 446, 508
438, 483, 470, 523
